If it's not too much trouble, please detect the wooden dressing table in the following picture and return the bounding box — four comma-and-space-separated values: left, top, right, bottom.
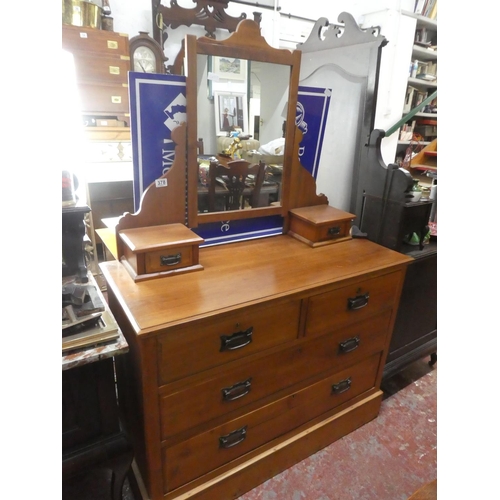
99, 20, 413, 499
101, 235, 411, 500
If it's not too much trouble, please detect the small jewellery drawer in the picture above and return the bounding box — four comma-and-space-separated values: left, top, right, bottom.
159, 311, 391, 438
305, 271, 402, 337
163, 352, 381, 492
157, 299, 301, 384
288, 205, 355, 246
145, 246, 194, 274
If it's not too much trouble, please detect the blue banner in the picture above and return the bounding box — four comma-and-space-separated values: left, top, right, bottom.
128, 72, 187, 210
296, 86, 332, 179
193, 215, 284, 247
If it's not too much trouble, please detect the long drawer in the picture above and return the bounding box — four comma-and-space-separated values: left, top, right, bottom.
305, 271, 402, 338
157, 298, 302, 384
163, 352, 381, 492
159, 310, 391, 439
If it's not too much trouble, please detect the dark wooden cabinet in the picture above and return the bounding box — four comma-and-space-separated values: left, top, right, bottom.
62, 355, 134, 500
383, 241, 437, 379
62, 270, 133, 500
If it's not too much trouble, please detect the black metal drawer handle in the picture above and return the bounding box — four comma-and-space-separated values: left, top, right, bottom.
220, 327, 253, 352
160, 253, 181, 266
338, 336, 360, 354
221, 378, 252, 401
219, 426, 247, 449
331, 377, 352, 395
347, 292, 369, 310
328, 226, 341, 235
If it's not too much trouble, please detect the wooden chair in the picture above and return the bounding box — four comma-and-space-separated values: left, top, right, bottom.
208, 159, 266, 212
196, 138, 204, 155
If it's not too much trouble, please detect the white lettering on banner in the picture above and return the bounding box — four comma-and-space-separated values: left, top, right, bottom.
221, 221, 231, 232
161, 139, 176, 174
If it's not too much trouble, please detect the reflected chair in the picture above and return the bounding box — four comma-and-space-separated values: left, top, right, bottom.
208, 159, 266, 212
197, 138, 204, 155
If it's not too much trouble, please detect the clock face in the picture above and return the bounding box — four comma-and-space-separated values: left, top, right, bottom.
133, 46, 157, 73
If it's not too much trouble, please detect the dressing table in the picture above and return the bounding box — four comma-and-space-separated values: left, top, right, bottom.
100, 20, 413, 500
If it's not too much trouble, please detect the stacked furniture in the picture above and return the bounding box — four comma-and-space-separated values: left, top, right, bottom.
62, 24, 131, 125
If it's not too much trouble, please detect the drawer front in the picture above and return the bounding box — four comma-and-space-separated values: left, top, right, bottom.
71, 53, 130, 84
159, 311, 391, 438
62, 25, 129, 55
77, 83, 130, 114
305, 271, 402, 337
317, 220, 351, 242
158, 299, 301, 384
145, 246, 194, 274
163, 352, 381, 492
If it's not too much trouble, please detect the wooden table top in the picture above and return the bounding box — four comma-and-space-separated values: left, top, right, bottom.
100, 235, 413, 337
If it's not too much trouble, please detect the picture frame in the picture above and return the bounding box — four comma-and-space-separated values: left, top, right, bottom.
214, 91, 248, 136
213, 56, 247, 81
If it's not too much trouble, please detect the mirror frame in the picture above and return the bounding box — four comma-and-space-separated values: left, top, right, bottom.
184, 20, 302, 227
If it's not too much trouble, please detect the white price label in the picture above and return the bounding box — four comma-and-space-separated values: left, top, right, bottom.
155, 179, 168, 188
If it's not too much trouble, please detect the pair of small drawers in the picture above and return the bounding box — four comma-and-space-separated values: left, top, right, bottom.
157, 271, 401, 493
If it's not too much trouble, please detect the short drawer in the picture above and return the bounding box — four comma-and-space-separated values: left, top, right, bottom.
157, 299, 301, 384
163, 352, 381, 492
72, 52, 130, 84
77, 83, 130, 114
145, 246, 194, 274
159, 311, 391, 438
305, 271, 402, 337
62, 25, 129, 55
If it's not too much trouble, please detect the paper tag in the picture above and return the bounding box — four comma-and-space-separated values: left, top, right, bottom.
208, 72, 219, 82
155, 179, 168, 188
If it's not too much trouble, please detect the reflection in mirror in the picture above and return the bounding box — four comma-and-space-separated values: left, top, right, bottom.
195, 55, 290, 214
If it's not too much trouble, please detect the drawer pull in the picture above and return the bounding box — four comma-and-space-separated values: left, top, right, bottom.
338, 336, 360, 354
328, 226, 341, 235
220, 327, 253, 352
347, 292, 369, 310
222, 378, 252, 401
219, 426, 247, 449
160, 253, 181, 266
331, 377, 352, 395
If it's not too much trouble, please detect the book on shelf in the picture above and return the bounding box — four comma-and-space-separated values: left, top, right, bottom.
424, 0, 437, 19
428, 1, 437, 20
399, 120, 416, 141
403, 86, 417, 114
413, 0, 438, 21
414, 0, 426, 14
411, 90, 428, 111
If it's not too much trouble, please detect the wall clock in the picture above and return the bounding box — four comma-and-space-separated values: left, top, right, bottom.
129, 31, 167, 73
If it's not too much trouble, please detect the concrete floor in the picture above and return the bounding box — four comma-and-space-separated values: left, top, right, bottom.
62, 356, 437, 500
